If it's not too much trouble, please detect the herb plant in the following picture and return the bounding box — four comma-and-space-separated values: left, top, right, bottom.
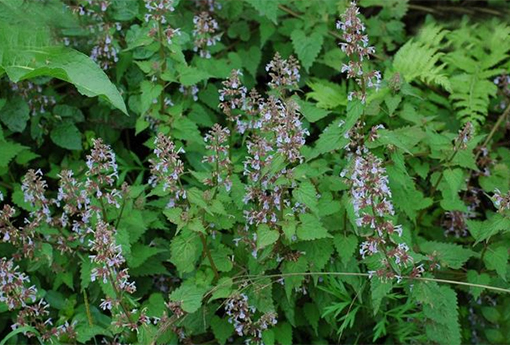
1, 0, 510, 344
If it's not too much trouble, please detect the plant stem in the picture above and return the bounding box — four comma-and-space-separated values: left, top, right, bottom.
200, 233, 220, 280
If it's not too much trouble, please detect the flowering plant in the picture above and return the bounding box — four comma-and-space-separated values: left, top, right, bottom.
1, 0, 510, 344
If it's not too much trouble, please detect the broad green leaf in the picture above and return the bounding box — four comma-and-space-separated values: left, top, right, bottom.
334, 234, 358, 264
420, 241, 476, 269
296, 99, 330, 122
291, 30, 324, 72
306, 79, 347, 109
245, 0, 281, 24
293, 180, 318, 214
0, 46, 127, 114
257, 224, 280, 249
297, 213, 331, 241
0, 97, 29, 132
211, 316, 234, 345
466, 270, 490, 299
170, 231, 202, 274
0, 140, 27, 167
127, 243, 165, 268
50, 122, 82, 150
371, 279, 392, 314
484, 245, 508, 279
169, 283, 207, 313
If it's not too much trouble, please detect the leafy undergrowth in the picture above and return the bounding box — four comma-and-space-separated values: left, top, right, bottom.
1, 0, 510, 344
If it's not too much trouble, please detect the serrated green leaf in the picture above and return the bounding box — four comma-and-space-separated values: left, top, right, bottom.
50, 122, 82, 150
421, 241, 476, 269
170, 231, 202, 274
334, 234, 358, 265
0, 97, 29, 132
297, 213, 331, 241
0, 140, 27, 167
291, 30, 324, 72
169, 282, 207, 313
257, 224, 280, 249
211, 316, 234, 345
484, 245, 508, 279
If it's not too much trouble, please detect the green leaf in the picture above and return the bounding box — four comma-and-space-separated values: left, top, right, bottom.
178, 65, 211, 86
0, 97, 29, 132
306, 79, 347, 109
0, 326, 41, 345
466, 270, 490, 299
420, 241, 476, 269
169, 282, 207, 313
274, 322, 293, 345
0, 140, 27, 167
291, 30, 324, 72
127, 243, 165, 268
211, 316, 234, 345
414, 282, 461, 345
297, 239, 334, 271
239, 45, 262, 77
296, 99, 330, 122
170, 231, 202, 274
0, 46, 127, 114
303, 303, 320, 336
484, 245, 508, 280
50, 122, 82, 150
257, 224, 280, 249
334, 234, 358, 265
293, 180, 318, 214
297, 213, 331, 241
371, 279, 392, 315
245, 0, 281, 24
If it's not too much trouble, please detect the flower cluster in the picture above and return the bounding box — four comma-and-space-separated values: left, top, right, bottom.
203, 124, 232, 191
89, 220, 134, 291
88, 220, 141, 330
179, 84, 199, 101
194, 0, 222, 12
69, 1, 122, 70
90, 31, 119, 70
144, 0, 175, 24
22, 169, 51, 222
337, 1, 381, 103
455, 122, 474, 150
262, 97, 309, 163
86, 139, 122, 209
349, 152, 414, 281
494, 73, 510, 109
10, 81, 56, 116
192, 11, 221, 58
219, 69, 249, 124
0, 257, 37, 310
0, 258, 71, 341
265, 52, 301, 90
149, 133, 186, 207
225, 294, 278, 344
243, 136, 286, 228
493, 189, 510, 213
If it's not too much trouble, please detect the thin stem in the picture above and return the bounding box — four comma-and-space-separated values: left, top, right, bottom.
107, 267, 136, 327
200, 233, 220, 280
476, 104, 510, 161
83, 290, 94, 327
115, 198, 126, 229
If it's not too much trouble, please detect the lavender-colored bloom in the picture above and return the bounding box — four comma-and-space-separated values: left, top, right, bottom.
192, 11, 221, 58
337, 1, 381, 103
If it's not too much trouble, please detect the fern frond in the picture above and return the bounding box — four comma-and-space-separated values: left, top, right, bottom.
393, 25, 451, 91
445, 19, 510, 127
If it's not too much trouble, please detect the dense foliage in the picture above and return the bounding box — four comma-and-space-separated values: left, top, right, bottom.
1, 0, 510, 344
